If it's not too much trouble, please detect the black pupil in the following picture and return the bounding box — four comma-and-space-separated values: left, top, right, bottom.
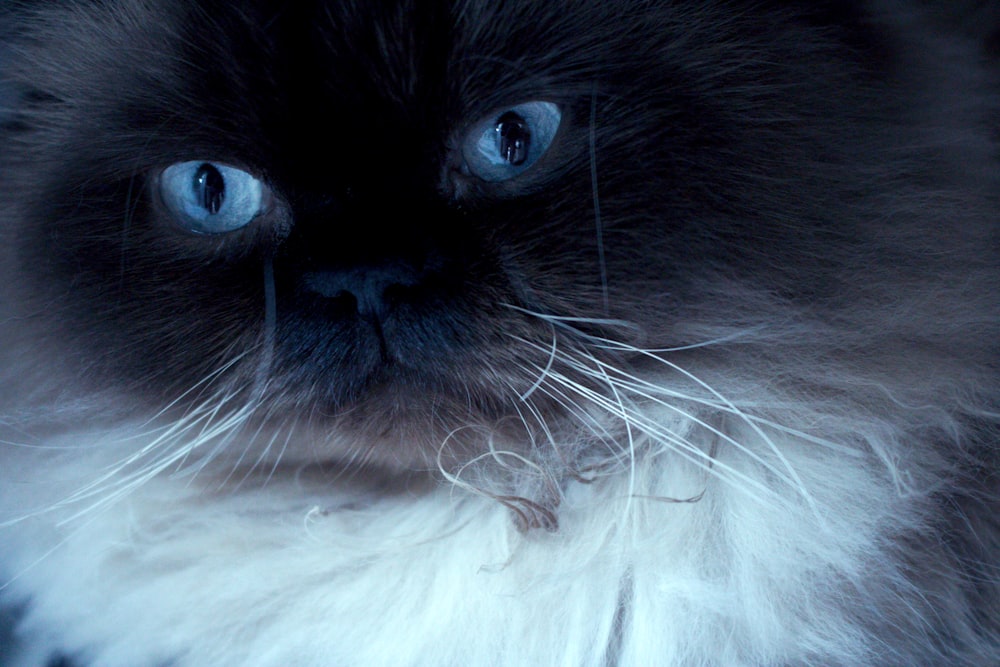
194, 163, 225, 214
496, 112, 530, 166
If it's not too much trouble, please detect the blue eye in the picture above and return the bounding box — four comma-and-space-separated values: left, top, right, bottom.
159, 161, 265, 234
462, 101, 561, 183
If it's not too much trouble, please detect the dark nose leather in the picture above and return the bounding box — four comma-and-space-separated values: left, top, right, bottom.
302, 263, 419, 320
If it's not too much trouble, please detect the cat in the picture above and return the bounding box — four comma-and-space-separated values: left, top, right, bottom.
0, 0, 998, 665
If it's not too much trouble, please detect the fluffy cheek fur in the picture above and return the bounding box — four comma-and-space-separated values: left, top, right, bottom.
0, 1, 999, 666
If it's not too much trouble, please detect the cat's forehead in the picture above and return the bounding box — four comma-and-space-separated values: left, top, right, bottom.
5, 0, 731, 130
269, 0, 603, 111
156, 0, 656, 114
8, 0, 640, 176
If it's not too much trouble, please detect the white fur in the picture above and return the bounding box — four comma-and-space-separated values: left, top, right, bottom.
0, 397, 931, 666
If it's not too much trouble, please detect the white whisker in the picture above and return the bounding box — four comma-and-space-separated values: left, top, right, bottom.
503, 303, 638, 333
518, 325, 558, 402
588, 339, 825, 523
588, 81, 609, 317
509, 315, 842, 521
253, 254, 277, 400
532, 366, 782, 506
506, 321, 815, 509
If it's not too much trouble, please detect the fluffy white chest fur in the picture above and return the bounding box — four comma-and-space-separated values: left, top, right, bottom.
0, 405, 940, 666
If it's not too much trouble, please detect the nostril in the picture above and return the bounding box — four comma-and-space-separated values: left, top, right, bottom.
329, 289, 359, 314
302, 264, 419, 318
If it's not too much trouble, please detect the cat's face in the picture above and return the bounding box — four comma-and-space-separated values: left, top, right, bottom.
0, 0, 886, 471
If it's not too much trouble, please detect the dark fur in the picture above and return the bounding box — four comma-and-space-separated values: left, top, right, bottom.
1, 1, 998, 665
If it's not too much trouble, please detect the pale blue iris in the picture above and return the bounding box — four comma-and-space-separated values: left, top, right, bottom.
463, 101, 561, 182
160, 161, 263, 234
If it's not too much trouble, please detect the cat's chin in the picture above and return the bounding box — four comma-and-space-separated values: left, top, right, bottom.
227, 380, 543, 475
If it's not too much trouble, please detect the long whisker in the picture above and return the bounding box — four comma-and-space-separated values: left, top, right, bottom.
1, 349, 262, 529
578, 343, 637, 516
529, 363, 782, 506
541, 346, 807, 474
504, 317, 834, 510
252, 254, 278, 401
583, 337, 825, 522
589, 81, 609, 317
509, 318, 860, 456
509, 338, 774, 498
518, 324, 558, 402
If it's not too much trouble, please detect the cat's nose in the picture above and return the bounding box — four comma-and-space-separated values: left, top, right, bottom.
302, 263, 420, 320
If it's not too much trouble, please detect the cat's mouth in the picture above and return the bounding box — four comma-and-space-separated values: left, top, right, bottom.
228, 375, 541, 473
225, 324, 609, 474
